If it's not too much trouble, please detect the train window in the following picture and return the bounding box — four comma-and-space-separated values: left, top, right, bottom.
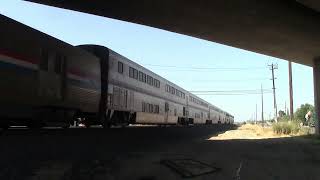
149, 104, 153, 113
118, 61, 123, 73
157, 80, 160, 88
154, 79, 157, 87
147, 75, 153, 86
147, 76, 150, 84
142, 102, 146, 112
165, 102, 169, 112
129, 67, 134, 78
139, 71, 144, 82
40, 49, 49, 71
171, 87, 175, 94
113, 87, 120, 106
143, 73, 146, 82
154, 105, 159, 114
153, 79, 159, 88
133, 69, 138, 79
54, 55, 62, 74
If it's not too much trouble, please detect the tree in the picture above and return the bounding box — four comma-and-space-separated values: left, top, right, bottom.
278, 110, 286, 118
294, 103, 314, 124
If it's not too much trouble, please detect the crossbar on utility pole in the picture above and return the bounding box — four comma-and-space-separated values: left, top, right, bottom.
269, 63, 278, 122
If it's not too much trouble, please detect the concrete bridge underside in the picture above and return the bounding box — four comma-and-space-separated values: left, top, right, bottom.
26, 0, 320, 66
25, 0, 320, 133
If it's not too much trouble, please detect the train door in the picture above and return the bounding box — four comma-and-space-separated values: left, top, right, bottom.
38, 50, 66, 102
164, 102, 169, 123
100, 51, 108, 116
129, 91, 134, 111
121, 89, 128, 109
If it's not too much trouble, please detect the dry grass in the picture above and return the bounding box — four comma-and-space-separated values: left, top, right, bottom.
209, 124, 292, 140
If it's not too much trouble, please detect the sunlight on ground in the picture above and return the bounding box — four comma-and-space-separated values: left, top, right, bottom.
209, 124, 292, 140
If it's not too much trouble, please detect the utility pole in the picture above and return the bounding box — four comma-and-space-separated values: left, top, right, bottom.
288, 61, 294, 120
269, 63, 278, 122
261, 84, 264, 123
255, 103, 258, 124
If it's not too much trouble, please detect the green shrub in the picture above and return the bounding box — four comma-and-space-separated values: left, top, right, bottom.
272, 121, 300, 135
278, 115, 290, 122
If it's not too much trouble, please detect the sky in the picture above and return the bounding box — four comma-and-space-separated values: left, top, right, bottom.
0, 0, 315, 122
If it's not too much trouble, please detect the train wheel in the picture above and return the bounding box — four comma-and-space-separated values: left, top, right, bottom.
101, 112, 111, 128
62, 123, 70, 129
120, 113, 129, 128
102, 122, 111, 128
84, 121, 91, 128
27, 120, 43, 129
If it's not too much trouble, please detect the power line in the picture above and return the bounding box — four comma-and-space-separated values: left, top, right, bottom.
143, 64, 265, 71
188, 78, 270, 82
194, 92, 273, 96
143, 64, 265, 69
190, 89, 272, 93
191, 88, 273, 96
146, 69, 264, 72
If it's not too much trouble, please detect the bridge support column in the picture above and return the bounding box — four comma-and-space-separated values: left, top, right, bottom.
313, 57, 320, 135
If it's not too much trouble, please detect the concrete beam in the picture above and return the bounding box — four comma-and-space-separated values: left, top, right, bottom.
313, 57, 320, 134
25, 0, 320, 67
297, 0, 320, 12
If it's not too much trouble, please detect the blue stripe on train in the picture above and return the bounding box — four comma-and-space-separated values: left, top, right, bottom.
0, 59, 37, 75
0, 60, 100, 91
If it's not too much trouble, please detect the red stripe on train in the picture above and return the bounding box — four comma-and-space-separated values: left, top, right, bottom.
0, 49, 39, 64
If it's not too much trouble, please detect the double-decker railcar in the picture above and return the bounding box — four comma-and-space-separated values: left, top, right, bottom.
0, 15, 104, 128
79, 45, 232, 127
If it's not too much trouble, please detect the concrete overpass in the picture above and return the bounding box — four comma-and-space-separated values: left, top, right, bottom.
25, 0, 320, 133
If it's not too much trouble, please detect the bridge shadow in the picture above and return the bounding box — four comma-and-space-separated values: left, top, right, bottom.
2, 125, 317, 180
199, 130, 320, 180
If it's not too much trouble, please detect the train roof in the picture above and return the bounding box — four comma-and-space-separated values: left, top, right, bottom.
0, 14, 98, 61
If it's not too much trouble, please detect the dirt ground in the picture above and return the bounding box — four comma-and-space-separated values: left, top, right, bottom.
0, 125, 320, 180
209, 124, 292, 140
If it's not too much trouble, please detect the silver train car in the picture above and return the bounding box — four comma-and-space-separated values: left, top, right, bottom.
0, 15, 234, 128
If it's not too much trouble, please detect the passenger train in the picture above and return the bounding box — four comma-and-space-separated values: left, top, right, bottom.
0, 15, 234, 128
